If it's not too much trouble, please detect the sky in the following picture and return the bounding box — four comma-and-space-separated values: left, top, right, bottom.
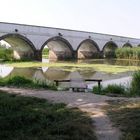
0, 0, 140, 38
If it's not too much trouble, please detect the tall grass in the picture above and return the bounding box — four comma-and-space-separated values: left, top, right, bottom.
115, 47, 140, 60
0, 76, 57, 90
93, 84, 126, 96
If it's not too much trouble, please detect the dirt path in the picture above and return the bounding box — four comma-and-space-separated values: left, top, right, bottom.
0, 87, 122, 140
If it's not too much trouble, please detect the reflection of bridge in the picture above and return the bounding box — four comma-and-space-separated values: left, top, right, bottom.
0, 22, 140, 60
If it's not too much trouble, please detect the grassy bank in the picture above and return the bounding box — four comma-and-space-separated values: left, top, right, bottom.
0, 76, 57, 90
105, 100, 140, 140
93, 71, 140, 97
0, 91, 96, 140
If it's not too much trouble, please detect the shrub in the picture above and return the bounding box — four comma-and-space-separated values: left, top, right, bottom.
103, 84, 126, 95
92, 85, 103, 94
130, 71, 140, 95
93, 84, 126, 95
0, 47, 13, 61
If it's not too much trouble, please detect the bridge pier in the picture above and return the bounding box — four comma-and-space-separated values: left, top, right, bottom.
34, 50, 42, 61
0, 22, 140, 61
73, 51, 78, 59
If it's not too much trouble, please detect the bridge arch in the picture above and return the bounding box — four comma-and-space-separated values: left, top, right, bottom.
77, 39, 100, 59
41, 36, 74, 60
0, 33, 36, 60
102, 41, 118, 58
122, 42, 132, 48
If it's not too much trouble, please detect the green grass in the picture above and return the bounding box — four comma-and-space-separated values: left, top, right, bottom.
105, 100, 140, 140
5, 61, 140, 73
0, 76, 57, 90
93, 71, 140, 97
93, 84, 127, 96
0, 91, 97, 140
103, 84, 126, 95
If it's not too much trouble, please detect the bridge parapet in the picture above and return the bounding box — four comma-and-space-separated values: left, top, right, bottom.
0, 22, 140, 60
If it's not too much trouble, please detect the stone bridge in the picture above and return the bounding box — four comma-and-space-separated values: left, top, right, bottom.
0, 22, 140, 60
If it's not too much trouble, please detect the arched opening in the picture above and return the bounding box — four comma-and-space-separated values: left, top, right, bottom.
102, 41, 118, 58
77, 39, 100, 59
0, 34, 35, 60
41, 36, 73, 61
42, 67, 70, 80
122, 43, 132, 48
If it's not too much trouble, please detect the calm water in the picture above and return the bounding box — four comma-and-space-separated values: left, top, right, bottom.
0, 59, 139, 86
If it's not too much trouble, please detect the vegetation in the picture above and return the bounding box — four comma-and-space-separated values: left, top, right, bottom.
6, 61, 140, 74
129, 70, 140, 96
105, 100, 140, 140
93, 84, 127, 96
0, 45, 13, 61
0, 76, 57, 90
93, 71, 140, 97
0, 92, 96, 140
115, 47, 140, 60
42, 47, 49, 58
103, 84, 126, 95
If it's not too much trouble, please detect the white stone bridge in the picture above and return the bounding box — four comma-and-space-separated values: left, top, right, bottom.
0, 22, 140, 60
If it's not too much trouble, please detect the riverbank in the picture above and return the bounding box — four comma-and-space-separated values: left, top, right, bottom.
0, 87, 122, 140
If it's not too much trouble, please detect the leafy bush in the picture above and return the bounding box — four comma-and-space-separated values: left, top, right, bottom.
42, 47, 49, 58
0, 47, 13, 61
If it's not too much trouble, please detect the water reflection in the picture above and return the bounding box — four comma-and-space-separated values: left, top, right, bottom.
0, 64, 133, 84
0, 65, 13, 78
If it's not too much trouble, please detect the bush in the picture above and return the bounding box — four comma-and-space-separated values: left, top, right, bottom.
92, 85, 103, 94
130, 71, 140, 95
0, 47, 13, 61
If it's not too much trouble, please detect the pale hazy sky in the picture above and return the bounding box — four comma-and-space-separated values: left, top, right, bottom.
0, 0, 140, 38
